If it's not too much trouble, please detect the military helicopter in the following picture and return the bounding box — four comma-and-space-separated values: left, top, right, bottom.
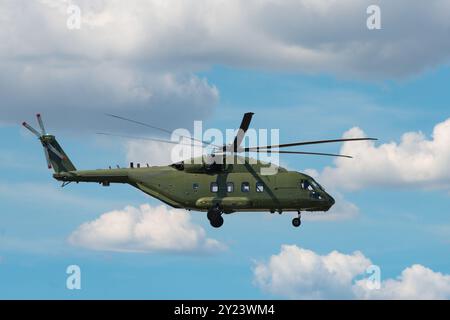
22, 113, 376, 228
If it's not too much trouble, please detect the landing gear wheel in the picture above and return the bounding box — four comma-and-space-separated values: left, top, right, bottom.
292, 211, 302, 228
208, 205, 224, 228
210, 216, 224, 228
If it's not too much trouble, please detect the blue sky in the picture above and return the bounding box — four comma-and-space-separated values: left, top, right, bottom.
1, 1, 450, 299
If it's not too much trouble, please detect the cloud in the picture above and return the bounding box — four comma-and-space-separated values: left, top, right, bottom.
253, 245, 450, 299
2, 62, 218, 132
354, 264, 450, 300
253, 245, 371, 299
69, 204, 226, 253
317, 118, 450, 191
0, 0, 219, 131
1, 0, 450, 131
18, 0, 444, 79
244, 0, 450, 78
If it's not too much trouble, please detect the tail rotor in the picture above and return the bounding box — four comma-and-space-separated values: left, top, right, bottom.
22, 114, 72, 171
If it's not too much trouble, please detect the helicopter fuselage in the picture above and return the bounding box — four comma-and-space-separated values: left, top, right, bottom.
53, 156, 335, 215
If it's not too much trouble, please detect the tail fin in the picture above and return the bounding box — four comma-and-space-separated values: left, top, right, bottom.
40, 135, 76, 173
22, 114, 77, 173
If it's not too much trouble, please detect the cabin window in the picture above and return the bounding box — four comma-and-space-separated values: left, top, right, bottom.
256, 182, 264, 193
241, 182, 250, 192
210, 182, 219, 193
193, 183, 199, 191
227, 182, 234, 193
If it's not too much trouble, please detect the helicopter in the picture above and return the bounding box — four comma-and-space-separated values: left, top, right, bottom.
22, 113, 376, 228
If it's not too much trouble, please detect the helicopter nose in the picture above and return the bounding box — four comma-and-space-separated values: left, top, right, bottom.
327, 194, 335, 206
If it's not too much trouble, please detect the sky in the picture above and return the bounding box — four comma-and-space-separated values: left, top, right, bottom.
0, 0, 450, 299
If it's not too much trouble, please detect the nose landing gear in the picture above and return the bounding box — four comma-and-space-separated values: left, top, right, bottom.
207, 205, 224, 228
292, 211, 302, 228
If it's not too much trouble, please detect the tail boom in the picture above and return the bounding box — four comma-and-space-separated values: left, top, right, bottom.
53, 169, 129, 185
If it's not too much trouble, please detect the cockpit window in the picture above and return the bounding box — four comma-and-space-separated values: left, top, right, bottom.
300, 179, 324, 200
300, 179, 323, 192
309, 179, 324, 191
300, 180, 314, 191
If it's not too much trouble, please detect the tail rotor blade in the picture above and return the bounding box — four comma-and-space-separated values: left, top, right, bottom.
43, 146, 52, 169
36, 113, 46, 135
46, 143, 66, 160
22, 122, 42, 138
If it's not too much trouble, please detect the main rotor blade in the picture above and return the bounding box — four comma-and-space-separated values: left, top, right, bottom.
45, 143, 66, 160
97, 132, 202, 147
22, 122, 42, 138
43, 146, 52, 169
105, 113, 219, 147
250, 150, 353, 158
36, 113, 46, 135
245, 137, 377, 151
228, 112, 255, 152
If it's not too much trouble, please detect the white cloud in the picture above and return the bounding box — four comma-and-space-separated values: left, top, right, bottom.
253, 245, 371, 299
2, 62, 218, 132
254, 245, 450, 300
317, 118, 450, 191
354, 264, 450, 300
0, 0, 220, 130
1, 0, 450, 130
69, 204, 226, 253
2, 0, 446, 78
